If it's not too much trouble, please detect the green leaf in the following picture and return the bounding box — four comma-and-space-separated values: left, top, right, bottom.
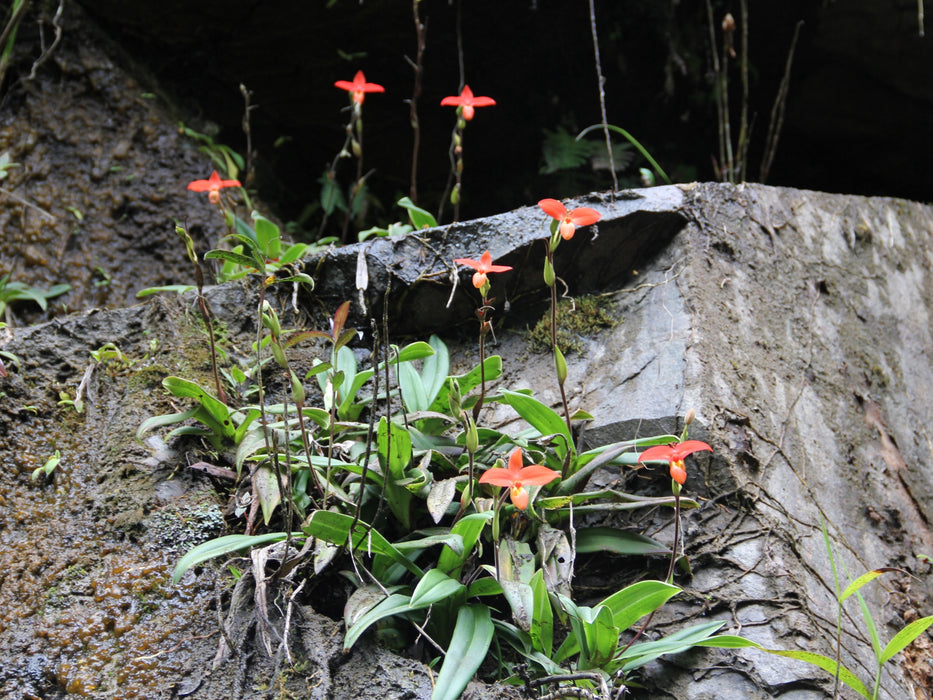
879, 614, 933, 663
394, 532, 464, 557
600, 580, 681, 632
429, 356, 502, 415
529, 569, 553, 657
422, 335, 450, 407
467, 578, 503, 598
302, 510, 423, 578
438, 511, 493, 578
378, 417, 414, 529
840, 567, 903, 602
343, 593, 414, 650
136, 407, 200, 439
431, 605, 494, 700
492, 619, 564, 676
854, 590, 883, 660
559, 435, 678, 494
395, 341, 436, 363
136, 284, 196, 298
618, 621, 726, 671
556, 596, 618, 669
171, 532, 292, 583
759, 649, 871, 699
161, 376, 237, 442
254, 464, 281, 525
577, 123, 672, 185
409, 568, 465, 608
204, 249, 261, 269
252, 212, 281, 259
575, 527, 670, 557
398, 361, 429, 412
499, 390, 573, 459
397, 196, 438, 229
279, 242, 309, 264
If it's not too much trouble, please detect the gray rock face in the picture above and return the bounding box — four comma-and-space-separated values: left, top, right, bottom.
2, 183, 931, 698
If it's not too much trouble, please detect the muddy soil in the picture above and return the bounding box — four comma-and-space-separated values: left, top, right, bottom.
0, 3, 231, 323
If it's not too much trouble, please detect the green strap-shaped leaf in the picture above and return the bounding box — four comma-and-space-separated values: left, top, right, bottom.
840, 567, 904, 602
761, 649, 871, 699
499, 390, 573, 459
438, 512, 493, 578
700, 634, 871, 700
618, 620, 725, 671
171, 532, 294, 583
136, 406, 200, 439
879, 614, 933, 664
205, 249, 261, 269
409, 568, 465, 608
575, 527, 671, 557
343, 593, 414, 650
162, 376, 236, 439
431, 604, 494, 700
398, 361, 429, 412
529, 569, 554, 658
302, 510, 423, 578
600, 579, 681, 631
422, 335, 450, 407
377, 417, 414, 529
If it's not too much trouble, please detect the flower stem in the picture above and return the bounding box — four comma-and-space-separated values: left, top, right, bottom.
547, 240, 573, 439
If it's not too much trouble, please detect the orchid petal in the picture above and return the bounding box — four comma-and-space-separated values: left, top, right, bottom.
516, 465, 561, 486
674, 440, 713, 458
478, 467, 515, 487
637, 445, 675, 463
568, 207, 602, 227
537, 198, 567, 220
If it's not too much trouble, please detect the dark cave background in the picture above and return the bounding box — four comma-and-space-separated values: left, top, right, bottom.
58, 0, 933, 235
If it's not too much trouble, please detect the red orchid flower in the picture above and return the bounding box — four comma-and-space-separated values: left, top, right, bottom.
334, 70, 385, 105
440, 85, 496, 121
538, 198, 602, 241
479, 447, 560, 510
453, 250, 512, 289
187, 171, 242, 205
637, 440, 712, 486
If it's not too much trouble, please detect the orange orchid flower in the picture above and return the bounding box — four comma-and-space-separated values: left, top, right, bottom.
187, 171, 242, 205
334, 70, 385, 105
478, 447, 560, 510
453, 250, 512, 289
538, 198, 602, 240
440, 85, 496, 121
637, 440, 712, 486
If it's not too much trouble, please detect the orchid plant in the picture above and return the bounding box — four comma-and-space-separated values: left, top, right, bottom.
441, 85, 496, 221
328, 70, 385, 241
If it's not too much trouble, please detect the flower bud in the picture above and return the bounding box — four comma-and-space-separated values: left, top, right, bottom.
465, 416, 479, 454
448, 379, 462, 416
290, 370, 305, 405
554, 346, 568, 385
271, 341, 288, 368
684, 408, 695, 426
543, 257, 555, 287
